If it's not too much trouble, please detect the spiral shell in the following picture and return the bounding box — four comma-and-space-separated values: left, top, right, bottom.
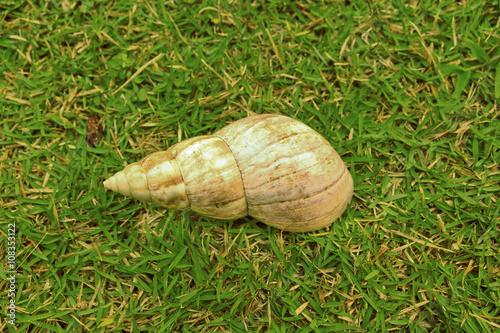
104, 114, 353, 232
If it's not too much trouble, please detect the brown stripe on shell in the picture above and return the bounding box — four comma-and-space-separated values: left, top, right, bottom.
141, 150, 190, 210
248, 167, 353, 232
217, 136, 249, 215
122, 162, 152, 202
241, 131, 344, 205
251, 165, 347, 206
272, 178, 354, 232
216, 115, 310, 167
140, 151, 173, 170
170, 135, 248, 219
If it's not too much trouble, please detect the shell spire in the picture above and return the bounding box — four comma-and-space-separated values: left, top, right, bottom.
104, 151, 190, 211
103, 162, 151, 202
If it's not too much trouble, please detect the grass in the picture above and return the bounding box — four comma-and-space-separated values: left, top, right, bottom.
1, 0, 499, 332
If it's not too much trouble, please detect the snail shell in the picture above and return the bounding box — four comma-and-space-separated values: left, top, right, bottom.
104, 114, 353, 232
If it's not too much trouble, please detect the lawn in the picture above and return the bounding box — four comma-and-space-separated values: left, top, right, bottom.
1, 0, 499, 332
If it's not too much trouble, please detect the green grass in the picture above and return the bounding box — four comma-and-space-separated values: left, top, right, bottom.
1, 0, 499, 332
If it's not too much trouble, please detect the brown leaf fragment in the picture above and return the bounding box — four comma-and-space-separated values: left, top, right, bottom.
86, 113, 103, 147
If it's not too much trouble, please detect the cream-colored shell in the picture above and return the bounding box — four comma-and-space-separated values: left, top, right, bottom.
104, 114, 353, 232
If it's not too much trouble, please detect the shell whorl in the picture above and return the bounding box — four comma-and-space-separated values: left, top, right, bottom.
215, 114, 353, 232
167, 136, 247, 219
